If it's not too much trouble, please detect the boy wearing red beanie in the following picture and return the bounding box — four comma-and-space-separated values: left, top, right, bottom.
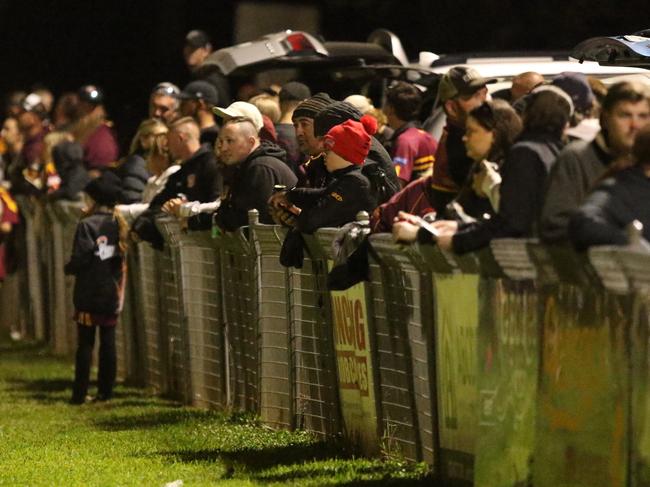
271, 115, 377, 233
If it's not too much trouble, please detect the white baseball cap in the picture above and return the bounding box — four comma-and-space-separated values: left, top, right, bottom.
213, 101, 264, 132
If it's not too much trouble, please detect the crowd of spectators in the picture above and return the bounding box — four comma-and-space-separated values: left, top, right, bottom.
2, 29, 650, 294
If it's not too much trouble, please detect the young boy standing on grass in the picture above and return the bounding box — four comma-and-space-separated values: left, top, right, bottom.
64, 172, 128, 405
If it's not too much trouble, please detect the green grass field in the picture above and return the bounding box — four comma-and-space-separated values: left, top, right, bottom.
0, 334, 430, 486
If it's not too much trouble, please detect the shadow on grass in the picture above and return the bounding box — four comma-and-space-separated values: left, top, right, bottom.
0, 339, 48, 353
92, 407, 222, 431
158, 444, 431, 486
160, 440, 337, 470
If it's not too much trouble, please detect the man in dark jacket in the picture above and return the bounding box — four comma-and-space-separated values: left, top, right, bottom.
569, 123, 650, 250
183, 29, 232, 107
132, 117, 219, 247
541, 81, 650, 243
214, 117, 297, 232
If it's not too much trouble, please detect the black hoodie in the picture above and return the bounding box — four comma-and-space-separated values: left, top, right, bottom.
48, 141, 90, 201
215, 142, 297, 232
569, 165, 650, 250
115, 153, 150, 204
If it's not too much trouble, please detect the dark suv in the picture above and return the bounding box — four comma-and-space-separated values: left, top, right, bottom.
198, 29, 435, 104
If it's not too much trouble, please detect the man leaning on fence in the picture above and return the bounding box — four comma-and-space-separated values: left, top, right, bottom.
212, 117, 297, 232
131, 117, 219, 249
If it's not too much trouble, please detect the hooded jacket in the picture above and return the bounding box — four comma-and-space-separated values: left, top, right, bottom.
215, 142, 297, 232
115, 153, 150, 204
569, 165, 650, 250
48, 141, 90, 201
288, 165, 374, 234
64, 211, 125, 316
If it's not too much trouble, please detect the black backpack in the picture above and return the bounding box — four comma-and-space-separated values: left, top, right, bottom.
362, 160, 400, 207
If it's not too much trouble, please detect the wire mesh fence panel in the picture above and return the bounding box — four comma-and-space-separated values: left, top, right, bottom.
366, 253, 420, 462
123, 248, 146, 386
157, 229, 191, 402
15, 197, 46, 342
43, 204, 69, 354
178, 231, 225, 410
116, 255, 140, 385
218, 231, 258, 413
251, 222, 292, 430
137, 242, 167, 394
288, 240, 340, 439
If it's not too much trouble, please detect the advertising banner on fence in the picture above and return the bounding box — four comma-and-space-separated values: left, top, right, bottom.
329, 261, 379, 454
474, 278, 538, 487
535, 284, 629, 487
433, 273, 479, 484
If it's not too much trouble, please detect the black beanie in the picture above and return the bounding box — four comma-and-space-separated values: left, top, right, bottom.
84, 171, 122, 206
292, 92, 334, 121
313, 101, 363, 137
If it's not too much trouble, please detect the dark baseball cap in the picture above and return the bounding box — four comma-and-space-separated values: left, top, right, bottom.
279, 81, 311, 103
551, 72, 595, 113
438, 66, 496, 103
185, 29, 211, 51
177, 80, 219, 106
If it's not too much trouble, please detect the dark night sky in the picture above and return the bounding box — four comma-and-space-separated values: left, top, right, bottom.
0, 0, 647, 145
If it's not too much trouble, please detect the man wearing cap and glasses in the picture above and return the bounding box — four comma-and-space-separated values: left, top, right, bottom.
177, 80, 220, 148
149, 82, 180, 125
430, 66, 495, 213
183, 29, 232, 107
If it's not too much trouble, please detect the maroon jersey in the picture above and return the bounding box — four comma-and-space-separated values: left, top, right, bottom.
390, 122, 437, 184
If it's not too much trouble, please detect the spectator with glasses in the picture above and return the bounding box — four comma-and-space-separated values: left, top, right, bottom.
149, 82, 180, 125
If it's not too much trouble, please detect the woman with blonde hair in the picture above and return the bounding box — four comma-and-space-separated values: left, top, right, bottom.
117, 128, 180, 223
114, 118, 168, 204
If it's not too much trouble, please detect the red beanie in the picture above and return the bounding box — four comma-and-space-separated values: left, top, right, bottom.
323, 114, 377, 165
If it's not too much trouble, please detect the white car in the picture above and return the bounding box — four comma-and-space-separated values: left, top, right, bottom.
417, 54, 650, 140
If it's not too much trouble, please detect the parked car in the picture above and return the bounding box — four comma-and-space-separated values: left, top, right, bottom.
571, 29, 650, 68
199, 29, 414, 102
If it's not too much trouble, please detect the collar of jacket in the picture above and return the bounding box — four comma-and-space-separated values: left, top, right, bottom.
180, 144, 211, 166
329, 165, 361, 178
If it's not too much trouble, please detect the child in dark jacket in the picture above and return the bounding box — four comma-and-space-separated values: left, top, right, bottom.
273, 115, 377, 234
64, 171, 128, 404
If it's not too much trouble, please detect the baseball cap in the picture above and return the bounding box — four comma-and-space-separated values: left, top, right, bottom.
22, 93, 44, 113
279, 81, 311, 103
213, 101, 264, 132
185, 30, 211, 51
344, 95, 375, 115
551, 72, 595, 113
438, 66, 496, 103
177, 80, 219, 106
151, 82, 180, 97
